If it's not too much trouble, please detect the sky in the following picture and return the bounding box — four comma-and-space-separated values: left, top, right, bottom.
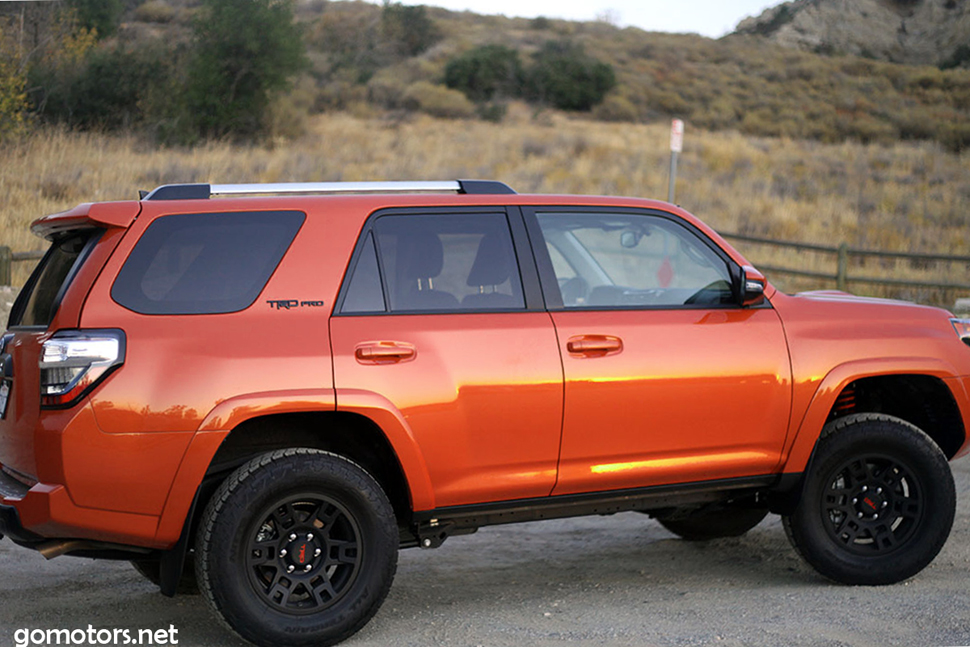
377, 0, 786, 38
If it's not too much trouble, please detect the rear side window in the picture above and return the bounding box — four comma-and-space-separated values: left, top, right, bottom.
11, 230, 99, 328
112, 211, 304, 315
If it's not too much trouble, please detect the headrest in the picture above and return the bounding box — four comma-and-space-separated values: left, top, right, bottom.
466, 232, 514, 286
397, 230, 444, 280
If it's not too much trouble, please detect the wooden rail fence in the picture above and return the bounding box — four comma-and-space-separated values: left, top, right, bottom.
719, 233, 970, 303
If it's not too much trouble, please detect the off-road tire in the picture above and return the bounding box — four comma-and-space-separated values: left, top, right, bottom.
196, 448, 398, 647
783, 413, 955, 585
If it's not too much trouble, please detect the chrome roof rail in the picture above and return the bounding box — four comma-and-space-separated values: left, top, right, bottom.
141, 180, 516, 201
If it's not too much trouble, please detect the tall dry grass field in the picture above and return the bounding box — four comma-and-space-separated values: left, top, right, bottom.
2, 108, 968, 302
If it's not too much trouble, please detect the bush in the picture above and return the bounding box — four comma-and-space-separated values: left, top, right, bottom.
444, 44, 522, 102
134, 1, 177, 24
524, 41, 615, 111
593, 94, 638, 122
381, 3, 440, 58
402, 81, 474, 119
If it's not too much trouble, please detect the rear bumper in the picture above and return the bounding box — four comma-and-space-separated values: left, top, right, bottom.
0, 502, 43, 545
0, 466, 166, 549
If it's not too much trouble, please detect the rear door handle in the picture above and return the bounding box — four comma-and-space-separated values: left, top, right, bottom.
355, 342, 416, 364
566, 335, 623, 356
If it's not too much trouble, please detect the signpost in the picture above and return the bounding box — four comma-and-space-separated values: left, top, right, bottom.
668, 118, 684, 203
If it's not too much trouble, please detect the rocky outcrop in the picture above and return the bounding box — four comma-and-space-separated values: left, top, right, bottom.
735, 0, 970, 67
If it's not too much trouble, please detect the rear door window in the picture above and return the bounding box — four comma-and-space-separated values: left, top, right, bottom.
10, 230, 100, 328
340, 213, 525, 314
111, 211, 304, 315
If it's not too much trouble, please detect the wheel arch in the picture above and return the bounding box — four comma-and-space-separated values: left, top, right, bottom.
155, 391, 435, 548
783, 359, 964, 474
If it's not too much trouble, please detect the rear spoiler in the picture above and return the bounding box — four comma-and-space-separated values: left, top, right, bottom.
31, 201, 142, 241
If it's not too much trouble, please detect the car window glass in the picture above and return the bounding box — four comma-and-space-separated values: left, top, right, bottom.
13, 231, 96, 327
536, 212, 734, 308
112, 211, 304, 315
371, 213, 524, 313
341, 232, 386, 313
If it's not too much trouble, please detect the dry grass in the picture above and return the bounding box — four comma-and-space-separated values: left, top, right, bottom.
1, 110, 968, 302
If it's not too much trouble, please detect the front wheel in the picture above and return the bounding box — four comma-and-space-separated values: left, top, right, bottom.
783, 414, 955, 585
196, 448, 398, 647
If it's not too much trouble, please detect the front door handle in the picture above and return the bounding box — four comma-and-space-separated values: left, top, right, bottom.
355, 342, 416, 364
566, 335, 623, 356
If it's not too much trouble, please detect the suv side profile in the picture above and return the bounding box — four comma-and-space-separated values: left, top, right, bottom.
1, 180, 968, 647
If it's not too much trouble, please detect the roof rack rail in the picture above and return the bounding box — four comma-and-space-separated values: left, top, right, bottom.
140, 180, 516, 201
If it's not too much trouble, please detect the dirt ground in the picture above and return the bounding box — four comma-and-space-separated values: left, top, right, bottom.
1, 457, 968, 647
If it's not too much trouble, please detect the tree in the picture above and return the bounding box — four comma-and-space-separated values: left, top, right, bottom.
187, 0, 307, 139
525, 40, 616, 111
444, 45, 522, 103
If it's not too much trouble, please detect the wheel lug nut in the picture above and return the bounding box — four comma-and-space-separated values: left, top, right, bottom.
852, 498, 858, 504
288, 533, 297, 541
279, 549, 287, 557
314, 548, 322, 557
286, 565, 295, 574
857, 512, 864, 518
304, 564, 312, 572
861, 485, 868, 492
873, 514, 879, 520
876, 487, 882, 494
882, 501, 888, 508
306, 533, 313, 541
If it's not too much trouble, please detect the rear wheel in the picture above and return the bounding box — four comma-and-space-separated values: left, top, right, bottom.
783, 414, 955, 585
657, 503, 768, 541
196, 448, 398, 647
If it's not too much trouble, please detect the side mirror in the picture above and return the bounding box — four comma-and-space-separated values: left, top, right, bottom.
739, 265, 766, 307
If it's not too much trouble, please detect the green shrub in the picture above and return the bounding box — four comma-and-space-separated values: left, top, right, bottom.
524, 40, 615, 111
402, 81, 474, 118
444, 44, 522, 102
381, 3, 440, 58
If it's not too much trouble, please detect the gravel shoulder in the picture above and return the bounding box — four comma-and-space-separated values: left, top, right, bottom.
2, 458, 969, 647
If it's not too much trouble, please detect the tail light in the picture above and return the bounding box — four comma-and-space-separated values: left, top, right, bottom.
40, 329, 125, 408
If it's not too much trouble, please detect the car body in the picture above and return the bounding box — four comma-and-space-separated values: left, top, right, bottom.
1, 180, 968, 646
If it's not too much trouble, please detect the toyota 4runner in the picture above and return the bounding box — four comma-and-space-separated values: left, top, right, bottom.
1, 180, 968, 646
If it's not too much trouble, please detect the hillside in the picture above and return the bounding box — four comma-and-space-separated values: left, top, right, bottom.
5, 0, 970, 151
736, 0, 970, 68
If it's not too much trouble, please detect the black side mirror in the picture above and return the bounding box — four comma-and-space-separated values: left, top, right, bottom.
739, 265, 766, 307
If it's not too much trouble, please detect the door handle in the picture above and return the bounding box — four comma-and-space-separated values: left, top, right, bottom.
566, 335, 623, 355
355, 342, 416, 364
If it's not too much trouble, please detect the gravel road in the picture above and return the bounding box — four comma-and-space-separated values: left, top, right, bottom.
2, 458, 969, 647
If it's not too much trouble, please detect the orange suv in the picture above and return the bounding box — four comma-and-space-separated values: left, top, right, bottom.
1, 180, 968, 646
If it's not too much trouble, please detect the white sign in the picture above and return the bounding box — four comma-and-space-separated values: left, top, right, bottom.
670, 119, 684, 153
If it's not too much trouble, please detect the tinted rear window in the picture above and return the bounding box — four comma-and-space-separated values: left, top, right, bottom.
111, 211, 304, 315
12, 230, 99, 328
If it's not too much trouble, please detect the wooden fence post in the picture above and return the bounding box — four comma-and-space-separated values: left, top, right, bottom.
836, 243, 849, 292
0, 246, 11, 286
